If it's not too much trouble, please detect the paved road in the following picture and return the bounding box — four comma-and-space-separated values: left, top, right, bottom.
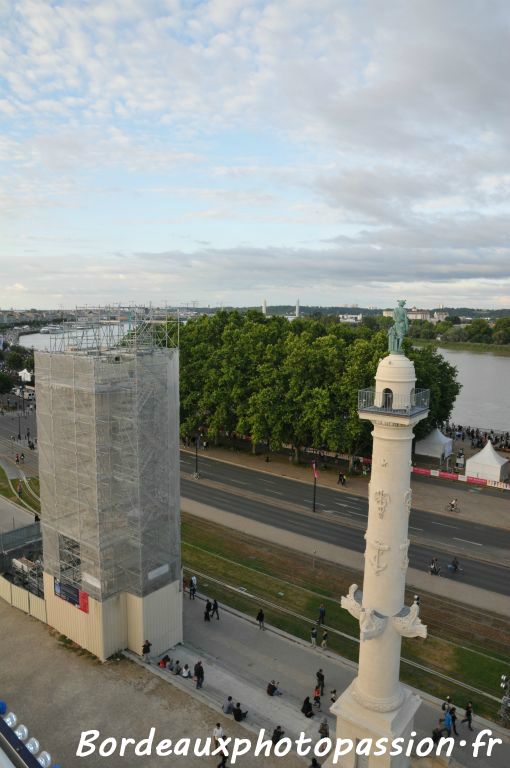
180, 453, 510, 597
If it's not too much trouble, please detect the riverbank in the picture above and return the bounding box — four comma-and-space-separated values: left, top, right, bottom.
413, 339, 510, 356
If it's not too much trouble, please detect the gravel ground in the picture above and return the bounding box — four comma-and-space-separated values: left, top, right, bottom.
0, 600, 304, 768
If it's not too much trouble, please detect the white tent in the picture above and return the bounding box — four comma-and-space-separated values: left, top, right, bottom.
18, 368, 32, 382
415, 428, 453, 461
465, 441, 509, 482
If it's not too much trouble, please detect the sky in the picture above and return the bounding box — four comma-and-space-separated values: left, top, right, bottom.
1, 0, 510, 310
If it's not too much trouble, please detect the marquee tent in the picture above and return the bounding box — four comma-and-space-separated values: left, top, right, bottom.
415, 428, 453, 462
465, 441, 509, 482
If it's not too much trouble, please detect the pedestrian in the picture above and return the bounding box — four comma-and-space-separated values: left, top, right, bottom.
311, 625, 317, 647
204, 600, 212, 622
309, 760, 321, 768
450, 707, 458, 736
267, 680, 282, 696
217, 754, 228, 768
271, 726, 285, 745
313, 685, 321, 710
321, 630, 328, 649
194, 660, 204, 689
301, 696, 314, 718
330, 689, 337, 703
432, 720, 447, 745
318, 604, 326, 624
213, 723, 224, 749
232, 703, 248, 722
318, 718, 329, 739
15, 453, 19, 464
211, 598, 220, 620
441, 695, 451, 713
316, 668, 325, 696
142, 639, 152, 663
20, 452, 24, 462
256, 608, 265, 630
222, 696, 234, 715
442, 709, 452, 737
461, 701, 474, 731
17, 481, 22, 497
337, 471, 342, 485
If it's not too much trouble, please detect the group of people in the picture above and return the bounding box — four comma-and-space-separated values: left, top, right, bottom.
222, 696, 248, 721
143, 640, 205, 689
204, 598, 220, 622
444, 422, 510, 452
14, 452, 24, 464
311, 625, 328, 648
432, 696, 474, 743
429, 556, 462, 576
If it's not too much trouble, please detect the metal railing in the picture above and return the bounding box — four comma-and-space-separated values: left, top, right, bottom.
358, 388, 429, 415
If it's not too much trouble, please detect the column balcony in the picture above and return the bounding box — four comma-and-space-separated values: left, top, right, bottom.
358, 387, 429, 417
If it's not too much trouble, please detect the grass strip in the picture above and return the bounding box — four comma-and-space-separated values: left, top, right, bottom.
182, 515, 508, 722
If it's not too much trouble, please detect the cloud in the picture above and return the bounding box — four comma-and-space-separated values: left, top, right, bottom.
1, 1, 509, 308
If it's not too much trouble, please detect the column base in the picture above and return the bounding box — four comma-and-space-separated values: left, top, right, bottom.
323, 681, 422, 768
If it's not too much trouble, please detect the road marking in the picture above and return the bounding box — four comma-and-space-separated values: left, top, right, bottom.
409, 526, 423, 531
453, 537, 482, 547
228, 479, 248, 486
269, 490, 284, 496
431, 522, 458, 529
348, 511, 365, 517
335, 502, 350, 507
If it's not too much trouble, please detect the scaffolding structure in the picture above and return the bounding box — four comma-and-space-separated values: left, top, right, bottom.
36, 306, 181, 603
48, 305, 181, 353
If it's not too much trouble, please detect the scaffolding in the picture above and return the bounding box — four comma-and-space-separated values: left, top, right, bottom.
36, 306, 181, 602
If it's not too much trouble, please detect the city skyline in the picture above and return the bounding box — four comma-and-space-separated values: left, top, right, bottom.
2, 1, 510, 310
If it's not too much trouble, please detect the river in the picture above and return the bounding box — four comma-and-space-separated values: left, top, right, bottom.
435, 348, 509, 432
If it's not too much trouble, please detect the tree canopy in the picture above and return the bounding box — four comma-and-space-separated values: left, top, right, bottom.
178, 311, 460, 459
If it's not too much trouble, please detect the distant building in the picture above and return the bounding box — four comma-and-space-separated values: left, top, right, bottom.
338, 313, 363, 324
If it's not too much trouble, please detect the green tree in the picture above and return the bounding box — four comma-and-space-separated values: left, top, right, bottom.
465, 318, 492, 343
0, 371, 15, 394
492, 317, 510, 345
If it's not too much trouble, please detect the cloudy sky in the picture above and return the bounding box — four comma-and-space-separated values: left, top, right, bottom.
1, 0, 510, 309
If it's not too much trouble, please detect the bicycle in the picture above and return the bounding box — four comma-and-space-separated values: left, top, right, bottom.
444, 503, 460, 513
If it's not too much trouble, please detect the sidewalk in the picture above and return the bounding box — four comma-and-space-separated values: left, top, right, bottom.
145, 595, 510, 768
183, 446, 510, 530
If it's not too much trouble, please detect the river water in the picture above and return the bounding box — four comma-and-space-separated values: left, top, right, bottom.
433, 348, 509, 432
19, 332, 509, 431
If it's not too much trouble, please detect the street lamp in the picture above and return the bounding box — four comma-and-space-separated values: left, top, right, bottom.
312, 461, 318, 513
193, 427, 202, 479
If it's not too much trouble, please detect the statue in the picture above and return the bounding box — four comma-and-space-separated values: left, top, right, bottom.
388, 299, 409, 354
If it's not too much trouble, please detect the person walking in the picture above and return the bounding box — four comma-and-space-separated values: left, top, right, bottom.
450, 707, 458, 736
461, 702, 474, 731
256, 608, 265, 630
211, 598, 220, 620
321, 630, 328, 649
309, 759, 321, 768
310, 625, 318, 647
189, 574, 197, 600
313, 685, 321, 711
272, 726, 285, 745
204, 600, 212, 622
213, 723, 224, 750
194, 660, 204, 689
317, 604, 326, 624
301, 696, 314, 718
142, 639, 152, 663
316, 669, 325, 696
442, 709, 452, 737
318, 718, 329, 739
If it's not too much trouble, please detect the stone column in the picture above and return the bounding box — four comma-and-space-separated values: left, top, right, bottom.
327, 353, 429, 768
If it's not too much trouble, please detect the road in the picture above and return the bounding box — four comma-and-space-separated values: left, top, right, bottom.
180, 452, 510, 597
1, 409, 508, 596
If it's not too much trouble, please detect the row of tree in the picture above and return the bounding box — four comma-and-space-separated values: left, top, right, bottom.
408, 317, 510, 345
178, 311, 460, 460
